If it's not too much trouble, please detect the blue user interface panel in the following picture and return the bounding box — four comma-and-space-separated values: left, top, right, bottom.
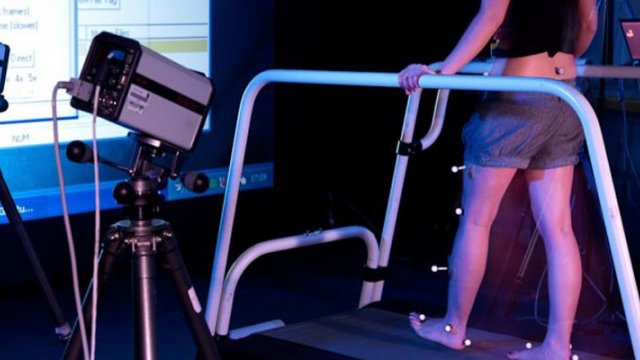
0, 0, 273, 223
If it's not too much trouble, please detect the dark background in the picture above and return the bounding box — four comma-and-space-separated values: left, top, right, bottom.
0, 1, 640, 358
0, 0, 638, 318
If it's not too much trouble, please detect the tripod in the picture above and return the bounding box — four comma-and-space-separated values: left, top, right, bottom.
61, 135, 220, 360
0, 59, 70, 338
0, 168, 71, 338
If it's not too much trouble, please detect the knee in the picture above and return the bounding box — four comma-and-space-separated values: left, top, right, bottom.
538, 221, 576, 244
459, 212, 496, 232
534, 210, 573, 235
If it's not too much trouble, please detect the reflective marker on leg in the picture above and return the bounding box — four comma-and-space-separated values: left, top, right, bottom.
431, 265, 448, 273
444, 324, 452, 333
571, 355, 579, 360
464, 338, 472, 347
525, 342, 532, 349
419, 314, 426, 322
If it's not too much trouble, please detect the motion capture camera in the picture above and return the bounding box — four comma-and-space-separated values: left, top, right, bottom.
70, 32, 215, 152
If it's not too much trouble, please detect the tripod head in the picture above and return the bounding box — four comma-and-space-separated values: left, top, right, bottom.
66, 132, 209, 220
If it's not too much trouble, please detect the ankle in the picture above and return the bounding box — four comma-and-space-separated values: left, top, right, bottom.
443, 317, 466, 334
441, 320, 467, 340
541, 339, 571, 357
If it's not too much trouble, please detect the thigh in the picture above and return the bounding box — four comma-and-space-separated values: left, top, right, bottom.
524, 165, 575, 234
460, 165, 518, 228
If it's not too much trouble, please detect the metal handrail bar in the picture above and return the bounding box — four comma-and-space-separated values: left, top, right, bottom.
204, 70, 424, 335
431, 59, 640, 79
215, 225, 380, 336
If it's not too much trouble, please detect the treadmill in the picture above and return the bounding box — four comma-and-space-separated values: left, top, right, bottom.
202, 64, 640, 359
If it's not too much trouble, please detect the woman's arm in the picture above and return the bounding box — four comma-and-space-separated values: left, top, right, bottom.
573, 0, 598, 57
439, 0, 510, 74
399, 0, 509, 94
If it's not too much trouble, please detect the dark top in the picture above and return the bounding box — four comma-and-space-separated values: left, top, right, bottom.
492, 0, 579, 58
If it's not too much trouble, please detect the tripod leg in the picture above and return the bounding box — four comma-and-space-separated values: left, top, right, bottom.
133, 237, 158, 360
0, 169, 71, 338
62, 228, 128, 360
158, 228, 221, 360
503, 230, 541, 318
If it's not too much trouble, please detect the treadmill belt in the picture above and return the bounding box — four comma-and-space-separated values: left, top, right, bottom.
260, 307, 618, 359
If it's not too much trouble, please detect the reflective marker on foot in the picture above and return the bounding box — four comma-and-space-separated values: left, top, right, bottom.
444, 324, 452, 333
464, 339, 472, 347
419, 314, 426, 322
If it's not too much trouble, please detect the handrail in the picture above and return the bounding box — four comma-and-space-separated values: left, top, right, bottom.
432, 59, 640, 79
215, 226, 380, 336
204, 70, 427, 335
203, 68, 639, 358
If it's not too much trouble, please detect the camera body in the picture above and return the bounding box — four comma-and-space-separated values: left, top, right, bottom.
70, 32, 214, 152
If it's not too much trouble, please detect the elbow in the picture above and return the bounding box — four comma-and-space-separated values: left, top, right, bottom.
583, 18, 598, 38
582, 9, 599, 37
483, 10, 507, 31
580, 22, 598, 49
574, 21, 599, 57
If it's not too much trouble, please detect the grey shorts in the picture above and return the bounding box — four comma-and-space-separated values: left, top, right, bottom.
462, 89, 585, 169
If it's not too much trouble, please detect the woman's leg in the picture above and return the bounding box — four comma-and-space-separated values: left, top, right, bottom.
508, 165, 581, 360
411, 165, 517, 349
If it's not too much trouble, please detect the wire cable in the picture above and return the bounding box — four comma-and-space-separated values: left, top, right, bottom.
52, 81, 90, 360
89, 85, 101, 360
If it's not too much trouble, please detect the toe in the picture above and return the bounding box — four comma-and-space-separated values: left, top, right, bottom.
507, 351, 519, 359
408, 312, 425, 330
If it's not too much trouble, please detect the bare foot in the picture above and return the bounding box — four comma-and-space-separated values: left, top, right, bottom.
408, 312, 466, 350
507, 344, 570, 360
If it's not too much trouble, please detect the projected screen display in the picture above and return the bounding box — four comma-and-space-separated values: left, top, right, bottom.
0, 0, 273, 223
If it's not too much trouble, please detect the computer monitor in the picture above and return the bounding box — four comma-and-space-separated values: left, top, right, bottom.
0, 1, 274, 223
620, 19, 640, 61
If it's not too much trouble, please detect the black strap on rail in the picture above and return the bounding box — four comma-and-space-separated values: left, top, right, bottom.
396, 140, 422, 156
363, 266, 388, 282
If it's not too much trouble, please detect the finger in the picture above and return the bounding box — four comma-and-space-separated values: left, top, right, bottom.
399, 75, 415, 93
410, 75, 420, 91
399, 78, 410, 93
